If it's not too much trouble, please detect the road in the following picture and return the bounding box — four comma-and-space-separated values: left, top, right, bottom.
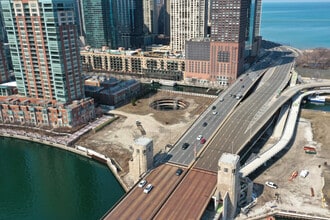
168, 47, 293, 168
195, 56, 294, 172
103, 45, 330, 220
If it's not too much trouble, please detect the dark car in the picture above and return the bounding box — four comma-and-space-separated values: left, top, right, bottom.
200, 138, 206, 144
202, 122, 208, 127
182, 142, 189, 150
176, 168, 183, 176
212, 106, 216, 110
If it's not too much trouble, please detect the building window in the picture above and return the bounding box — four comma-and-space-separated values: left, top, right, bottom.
217, 51, 230, 62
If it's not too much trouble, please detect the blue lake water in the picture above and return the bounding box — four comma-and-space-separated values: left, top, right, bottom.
0, 137, 125, 220
261, 2, 330, 49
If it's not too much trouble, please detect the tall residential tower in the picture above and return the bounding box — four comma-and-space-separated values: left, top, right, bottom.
185, 0, 262, 86
0, 5, 10, 84
0, 0, 95, 128
2, 0, 84, 103
170, 0, 208, 53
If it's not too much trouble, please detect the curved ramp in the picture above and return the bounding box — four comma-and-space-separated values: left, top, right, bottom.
240, 90, 330, 177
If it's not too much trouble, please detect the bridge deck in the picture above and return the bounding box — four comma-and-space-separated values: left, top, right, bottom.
104, 164, 183, 220
154, 169, 216, 219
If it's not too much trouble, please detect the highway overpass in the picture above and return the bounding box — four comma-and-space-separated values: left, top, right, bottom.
103, 46, 330, 220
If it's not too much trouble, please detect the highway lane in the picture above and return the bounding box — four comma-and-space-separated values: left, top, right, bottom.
104, 46, 320, 220
168, 68, 268, 166
195, 56, 294, 172
104, 164, 185, 220
167, 46, 289, 167
154, 169, 217, 219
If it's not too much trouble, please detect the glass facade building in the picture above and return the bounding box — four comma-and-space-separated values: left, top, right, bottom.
80, 0, 113, 48
1, 0, 84, 103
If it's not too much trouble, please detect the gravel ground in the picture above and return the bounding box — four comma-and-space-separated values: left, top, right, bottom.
76, 90, 215, 184
244, 109, 330, 218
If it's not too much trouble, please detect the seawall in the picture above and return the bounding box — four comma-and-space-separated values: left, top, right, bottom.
0, 129, 129, 192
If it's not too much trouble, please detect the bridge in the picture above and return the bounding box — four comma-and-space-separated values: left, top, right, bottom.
103, 46, 330, 219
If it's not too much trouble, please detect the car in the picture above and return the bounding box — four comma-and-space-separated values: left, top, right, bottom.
197, 135, 203, 140
212, 106, 216, 110
212, 111, 218, 115
219, 98, 224, 102
265, 181, 278, 189
176, 168, 183, 176
182, 142, 189, 150
143, 184, 153, 194
300, 170, 309, 178
200, 138, 206, 144
138, 179, 147, 188
202, 122, 208, 127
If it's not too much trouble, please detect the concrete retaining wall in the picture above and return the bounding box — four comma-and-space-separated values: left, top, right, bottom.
0, 132, 129, 192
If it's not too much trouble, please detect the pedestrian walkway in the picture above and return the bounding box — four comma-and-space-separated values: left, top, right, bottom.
0, 115, 113, 147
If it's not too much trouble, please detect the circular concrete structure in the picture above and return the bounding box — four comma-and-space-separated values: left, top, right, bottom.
150, 98, 188, 111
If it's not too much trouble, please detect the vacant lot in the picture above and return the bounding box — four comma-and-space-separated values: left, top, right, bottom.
76, 90, 215, 184
249, 109, 330, 217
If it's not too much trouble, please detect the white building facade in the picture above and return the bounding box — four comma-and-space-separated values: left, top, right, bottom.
170, 0, 208, 53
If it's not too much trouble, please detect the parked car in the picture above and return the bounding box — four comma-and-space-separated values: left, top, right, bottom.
202, 122, 208, 127
265, 181, 278, 189
300, 170, 309, 178
138, 179, 147, 188
144, 184, 153, 194
182, 142, 189, 150
200, 138, 206, 144
212, 106, 216, 110
197, 135, 203, 140
176, 168, 183, 176
212, 111, 218, 115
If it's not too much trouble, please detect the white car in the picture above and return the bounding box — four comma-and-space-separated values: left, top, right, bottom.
265, 181, 278, 189
197, 135, 203, 140
212, 111, 218, 115
144, 184, 153, 194
300, 170, 309, 178
138, 179, 147, 188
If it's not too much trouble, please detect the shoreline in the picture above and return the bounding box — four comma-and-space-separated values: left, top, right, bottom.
0, 121, 130, 192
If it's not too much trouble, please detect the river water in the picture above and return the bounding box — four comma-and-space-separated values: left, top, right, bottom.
0, 137, 125, 220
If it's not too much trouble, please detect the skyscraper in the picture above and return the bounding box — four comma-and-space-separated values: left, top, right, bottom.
80, 0, 115, 48
112, 0, 144, 49
143, 0, 156, 34
185, 0, 262, 85
170, 0, 208, 53
0, 0, 94, 128
209, 0, 249, 81
0, 5, 10, 84
2, 0, 84, 103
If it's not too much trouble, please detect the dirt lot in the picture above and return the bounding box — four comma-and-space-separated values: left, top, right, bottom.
76, 90, 215, 181
248, 109, 330, 217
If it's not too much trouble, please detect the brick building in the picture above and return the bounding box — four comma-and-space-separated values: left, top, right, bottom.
0, 96, 94, 128
80, 47, 185, 81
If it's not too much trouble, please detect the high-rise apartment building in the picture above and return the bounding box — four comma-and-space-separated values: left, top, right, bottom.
0, 0, 95, 128
0, 6, 10, 84
2, 0, 84, 103
111, 0, 144, 49
143, 0, 156, 34
170, 0, 208, 53
80, 0, 113, 48
208, 0, 249, 83
185, 0, 262, 86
